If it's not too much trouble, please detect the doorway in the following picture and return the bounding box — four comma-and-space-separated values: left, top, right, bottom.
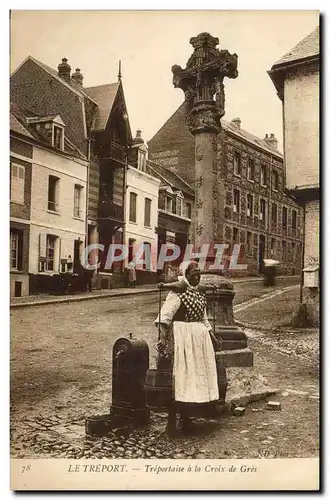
259, 235, 265, 274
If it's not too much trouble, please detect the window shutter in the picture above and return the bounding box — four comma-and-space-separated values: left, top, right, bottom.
11, 164, 25, 204
39, 233, 47, 258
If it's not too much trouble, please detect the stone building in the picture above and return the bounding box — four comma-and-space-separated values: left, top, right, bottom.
125, 131, 161, 284
148, 103, 303, 275
10, 102, 88, 297
146, 159, 194, 276
11, 56, 132, 289
268, 25, 319, 322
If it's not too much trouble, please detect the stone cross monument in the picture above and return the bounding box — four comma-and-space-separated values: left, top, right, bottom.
172, 32, 238, 253
173, 33, 257, 404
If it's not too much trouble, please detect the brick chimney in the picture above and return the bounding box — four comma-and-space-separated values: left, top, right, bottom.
57, 58, 71, 84
133, 129, 144, 145
231, 117, 241, 130
71, 68, 83, 87
264, 133, 278, 150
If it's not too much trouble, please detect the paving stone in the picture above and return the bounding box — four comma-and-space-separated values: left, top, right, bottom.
233, 407, 245, 416
266, 401, 282, 411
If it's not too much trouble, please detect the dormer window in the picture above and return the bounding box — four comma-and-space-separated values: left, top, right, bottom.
53, 125, 64, 150
27, 114, 65, 151
138, 150, 146, 171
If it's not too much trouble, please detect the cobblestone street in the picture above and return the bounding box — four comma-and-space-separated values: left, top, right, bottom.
10, 278, 319, 460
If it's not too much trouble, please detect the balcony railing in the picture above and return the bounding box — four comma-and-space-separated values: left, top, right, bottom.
109, 141, 126, 165
98, 200, 124, 221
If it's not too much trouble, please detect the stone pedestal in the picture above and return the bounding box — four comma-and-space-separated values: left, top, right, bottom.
200, 272, 275, 405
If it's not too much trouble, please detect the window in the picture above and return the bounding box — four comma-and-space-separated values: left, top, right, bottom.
48, 175, 59, 212
185, 202, 192, 219
247, 194, 253, 217
247, 232, 252, 255
233, 152, 241, 176
10, 230, 23, 270
260, 164, 267, 186
282, 206, 287, 228
233, 227, 239, 243
142, 242, 151, 270
233, 189, 240, 213
272, 170, 279, 190
291, 242, 296, 261
46, 235, 57, 271
166, 196, 173, 213
128, 238, 135, 264
176, 194, 183, 216
271, 238, 276, 256
74, 185, 83, 218
292, 210, 297, 230
144, 198, 151, 227
282, 240, 287, 261
129, 192, 137, 223
247, 159, 255, 181
271, 203, 277, 224
260, 199, 266, 221
10, 163, 25, 204
138, 150, 146, 171
53, 125, 64, 150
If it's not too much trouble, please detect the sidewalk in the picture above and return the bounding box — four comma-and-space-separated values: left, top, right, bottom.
10, 275, 299, 308
234, 286, 319, 372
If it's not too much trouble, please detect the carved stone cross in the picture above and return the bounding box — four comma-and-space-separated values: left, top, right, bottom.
172, 32, 238, 135
172, 33, 238, 251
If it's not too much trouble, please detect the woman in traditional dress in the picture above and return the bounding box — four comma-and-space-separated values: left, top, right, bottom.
155, 261, 219, 433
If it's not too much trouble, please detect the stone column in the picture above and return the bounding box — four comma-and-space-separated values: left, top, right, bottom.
173, 33, 260, 405
194, 131, 217, 251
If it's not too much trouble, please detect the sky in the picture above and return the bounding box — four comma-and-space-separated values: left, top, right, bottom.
10, 10, 319, 150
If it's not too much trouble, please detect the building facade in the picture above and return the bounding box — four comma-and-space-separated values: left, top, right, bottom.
125, 132, 160, 284
11, 56, 132, 289
268, 25, 319, 322
146, 159, 194, 277
148, 104, 303, 276
10, 103, 88, 297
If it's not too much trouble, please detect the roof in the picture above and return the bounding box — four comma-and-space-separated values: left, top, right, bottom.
272, 26, 319, 68
150, 102, 282, 159
83, 83, 119, 131
10, 113, 34, 139
10, 102, 85, 159
25, 56, 98, 105
147, 159, 195, 196
221, 119, 283, 157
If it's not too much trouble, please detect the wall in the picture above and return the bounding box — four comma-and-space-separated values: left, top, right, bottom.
29, 146, 88, 274
10, 137, 33, 221
148, 103, 195, 187
284, 68, 319, 189
304, 199, 320, 267
125, 166, 160, 271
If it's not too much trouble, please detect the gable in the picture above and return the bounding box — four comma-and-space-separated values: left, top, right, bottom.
11, 57, 88, 156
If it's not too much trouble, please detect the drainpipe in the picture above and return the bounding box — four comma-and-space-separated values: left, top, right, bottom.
85, 137, 91, 253
300, 203, 306, 304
